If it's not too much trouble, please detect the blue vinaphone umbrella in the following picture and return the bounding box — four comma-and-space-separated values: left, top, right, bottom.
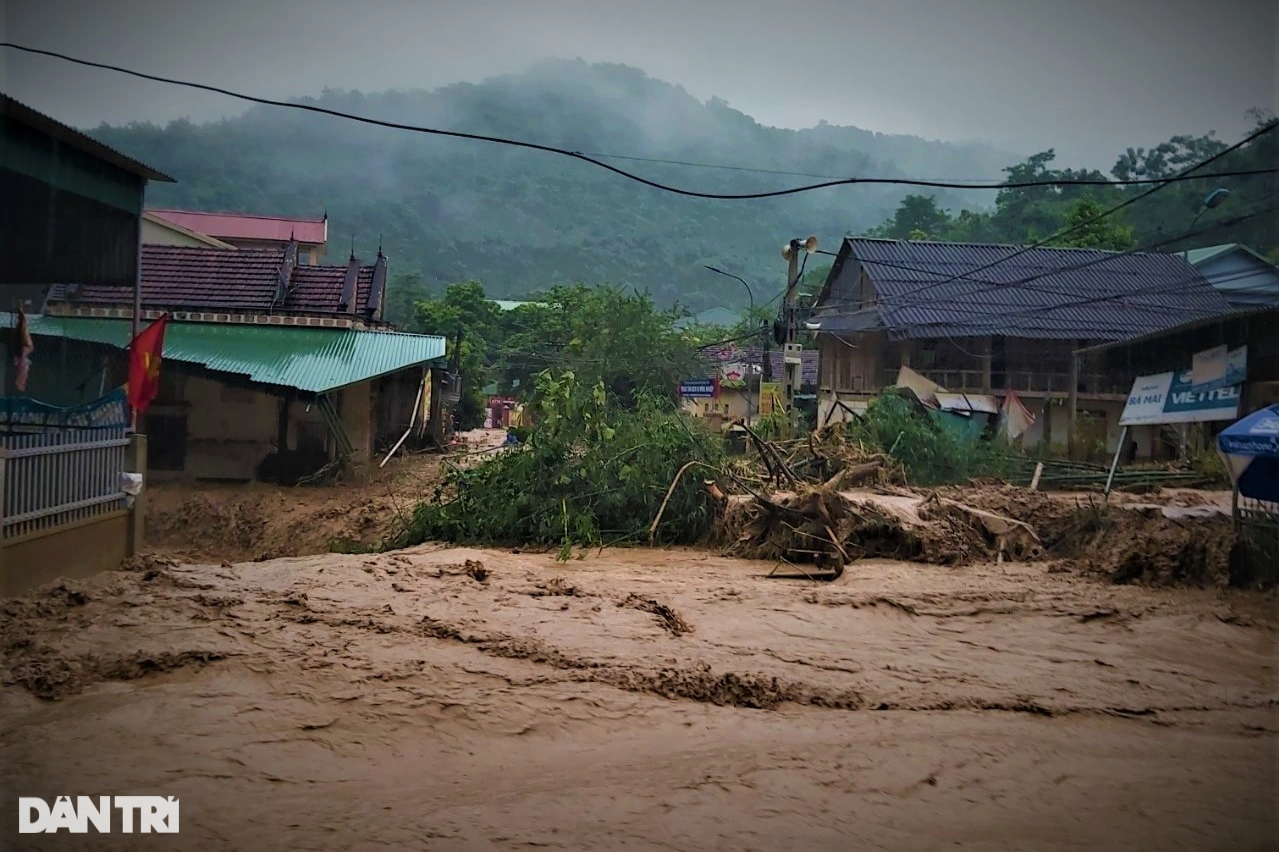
1217, 404, 1279, 503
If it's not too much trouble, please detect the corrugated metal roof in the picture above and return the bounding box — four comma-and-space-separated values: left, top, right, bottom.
1184, 244, 1242, 265
2, 93, 175, 183
15, 315, 446, 394
1075, 304, 1279, 354
147, 209, 328, 244
817, 238, 1235, 342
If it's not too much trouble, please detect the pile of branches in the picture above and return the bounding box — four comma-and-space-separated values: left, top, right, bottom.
733, 420, 904, 491
718, 485, 925, 580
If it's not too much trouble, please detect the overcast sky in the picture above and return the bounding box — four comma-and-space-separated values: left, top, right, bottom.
2, 0, 1275, 168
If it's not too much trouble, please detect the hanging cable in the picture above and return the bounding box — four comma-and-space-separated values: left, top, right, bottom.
3, 42, 1278, 200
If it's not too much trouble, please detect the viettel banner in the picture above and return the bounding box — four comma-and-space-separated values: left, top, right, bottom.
1119, 370, 1242, 427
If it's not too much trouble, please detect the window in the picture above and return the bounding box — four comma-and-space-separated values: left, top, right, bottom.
918, 341, 938, 370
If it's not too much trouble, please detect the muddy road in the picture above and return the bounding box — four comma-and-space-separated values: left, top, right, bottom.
1, 544, 1275, 850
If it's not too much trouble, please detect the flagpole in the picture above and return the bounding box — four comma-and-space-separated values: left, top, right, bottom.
131, 219, 142, 432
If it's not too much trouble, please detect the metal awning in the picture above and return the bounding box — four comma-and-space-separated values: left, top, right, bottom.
14, 314, 447, 394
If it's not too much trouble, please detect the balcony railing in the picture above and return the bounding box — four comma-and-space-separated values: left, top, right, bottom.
882, 368, 1129, 396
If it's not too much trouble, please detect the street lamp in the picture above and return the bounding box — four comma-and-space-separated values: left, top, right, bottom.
703, 265, 755, 316
1189, 188, 1232, 234
703, 265, 766, 427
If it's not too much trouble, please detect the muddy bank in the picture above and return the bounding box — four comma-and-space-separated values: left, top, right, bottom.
1, 546, 1274, 851
143, 451, 451, 562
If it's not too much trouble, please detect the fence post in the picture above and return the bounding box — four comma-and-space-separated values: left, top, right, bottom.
0, 448, 7, 576
126, 434, 148, 556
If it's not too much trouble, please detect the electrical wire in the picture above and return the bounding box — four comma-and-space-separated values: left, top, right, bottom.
801, 202, 1277, 357
812, 200, 1278, 318
581, 151, 1245, 187
5, 41, 1279, 200
859, 120, 1279, 302
877, 209, 1279, 337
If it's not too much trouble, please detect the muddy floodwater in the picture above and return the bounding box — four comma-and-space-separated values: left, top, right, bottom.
1, 546, 1275, 850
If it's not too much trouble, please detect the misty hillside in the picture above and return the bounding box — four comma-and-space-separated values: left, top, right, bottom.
89, 59, 1021, 313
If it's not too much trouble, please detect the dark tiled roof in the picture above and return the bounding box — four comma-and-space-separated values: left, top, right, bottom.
49, 245, 376, 316
814, 238, 1235, 342
1, 93, 175, 182
290, 264, 373, 313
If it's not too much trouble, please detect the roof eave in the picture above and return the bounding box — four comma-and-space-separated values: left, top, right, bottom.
1074, 305, 1279, 355
2, 94, 177, 183
310, 356, 449, 396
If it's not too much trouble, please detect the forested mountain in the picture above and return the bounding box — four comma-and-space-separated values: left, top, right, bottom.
87, 59, 1020, 316
88, 59, 1275, 323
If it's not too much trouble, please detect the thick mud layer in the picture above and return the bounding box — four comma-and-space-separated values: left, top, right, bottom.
725, 486, 1245, 589
1, 546, 1274, 850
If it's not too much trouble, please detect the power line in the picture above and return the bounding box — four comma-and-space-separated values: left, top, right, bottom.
870, 205, 1279, 336
861, 120, 1279, 302
4, 41, 1279, 200
813, 201, 1277, 317
803, 203, 1278, 344
579, 151, 1274, 187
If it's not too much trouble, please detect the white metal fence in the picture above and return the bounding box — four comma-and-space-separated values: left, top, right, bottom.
1, 426, 130, 540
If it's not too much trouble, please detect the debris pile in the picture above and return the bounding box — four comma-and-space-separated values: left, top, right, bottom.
732, 420, 904, 490
717, 484, 1039, 579
1044, 502, 1237, 587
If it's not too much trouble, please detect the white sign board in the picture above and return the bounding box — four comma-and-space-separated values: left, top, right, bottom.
1191, 345, 1228, 387
1119, 370, 1242, 427
1189, 345, 1247, 393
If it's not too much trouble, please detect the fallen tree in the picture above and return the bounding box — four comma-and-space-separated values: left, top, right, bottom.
397, 370, 726, 558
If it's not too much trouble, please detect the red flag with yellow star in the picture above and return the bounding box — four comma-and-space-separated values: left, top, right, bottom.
126, 314, 168, 415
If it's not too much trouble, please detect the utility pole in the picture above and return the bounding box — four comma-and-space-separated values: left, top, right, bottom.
780, 236, 818, 427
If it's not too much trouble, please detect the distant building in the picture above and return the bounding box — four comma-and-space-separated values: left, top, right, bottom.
808, 238, 1235, 458
1184, 244, 1279, 309
682, 345, 818, 428
140, 211, 237, 249
145, 208, 329, 265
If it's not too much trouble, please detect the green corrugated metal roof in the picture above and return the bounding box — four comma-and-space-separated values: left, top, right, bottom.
16, 314, 446, 394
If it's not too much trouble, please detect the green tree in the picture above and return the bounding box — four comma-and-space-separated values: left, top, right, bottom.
385, 270, 430, 326
1052, 197, 1137, 251
410, 281, 504, 430
880, 195, 951, 239
497, 284, 699, 404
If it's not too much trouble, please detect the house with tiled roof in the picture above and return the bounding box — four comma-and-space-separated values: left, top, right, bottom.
34, 240, 446, 483
682, 343, 820, 428
145, 208, 329, 264
810, 237, 1236, 458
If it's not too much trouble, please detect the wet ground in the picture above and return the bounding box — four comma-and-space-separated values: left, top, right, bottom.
2, 544, 1275, 850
